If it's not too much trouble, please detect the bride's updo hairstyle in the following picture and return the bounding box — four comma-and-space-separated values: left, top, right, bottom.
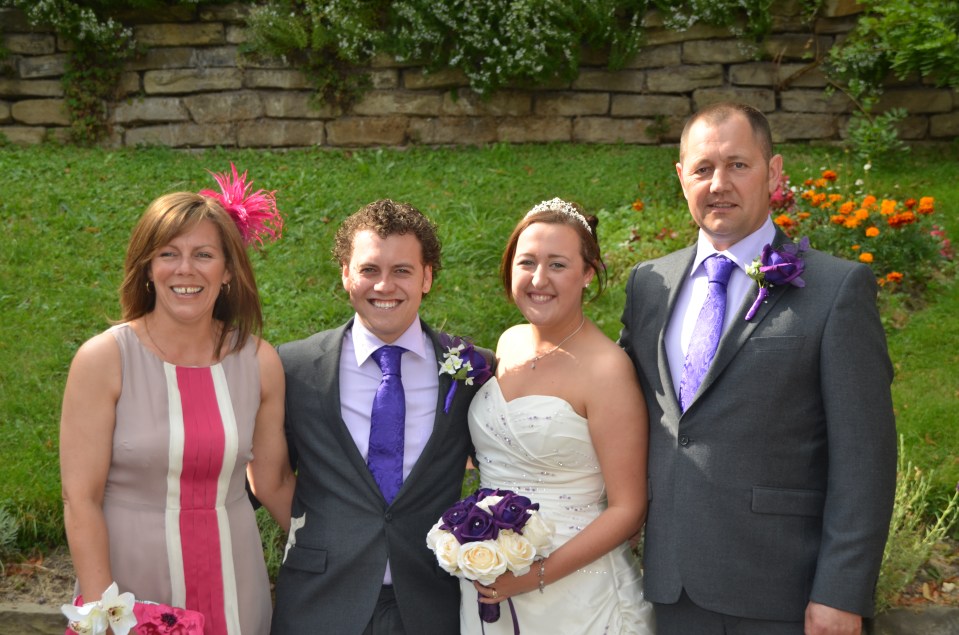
500, 197, 608, 303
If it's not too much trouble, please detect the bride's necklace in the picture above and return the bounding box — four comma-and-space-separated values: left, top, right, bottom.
530, 316, 586, 370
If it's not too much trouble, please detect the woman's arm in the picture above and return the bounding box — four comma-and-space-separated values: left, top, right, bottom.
247, 341, 294, 532
60, 332, 122, 600
478, 343, 649, 600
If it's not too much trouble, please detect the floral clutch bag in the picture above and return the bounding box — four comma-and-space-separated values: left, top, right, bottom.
63, 583, 205, 635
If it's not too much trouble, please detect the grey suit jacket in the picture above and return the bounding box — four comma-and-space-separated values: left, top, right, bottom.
619, 234, 897, 621
271, 319, 487, 635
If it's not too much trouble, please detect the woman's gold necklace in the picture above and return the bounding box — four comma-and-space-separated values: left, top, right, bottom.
530, 316, 586, 370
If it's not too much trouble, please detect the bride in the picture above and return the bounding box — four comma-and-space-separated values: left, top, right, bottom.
460, 198, 655, 634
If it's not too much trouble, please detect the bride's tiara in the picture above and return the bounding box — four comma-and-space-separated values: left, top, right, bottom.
524, 197, 592, 234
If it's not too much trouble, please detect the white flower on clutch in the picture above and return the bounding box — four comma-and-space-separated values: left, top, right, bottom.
457, 540, 508, 586
495, 529, 536, 576
99, 582, 137, 635
519, 511, 555, 556
62, 602, 107, 635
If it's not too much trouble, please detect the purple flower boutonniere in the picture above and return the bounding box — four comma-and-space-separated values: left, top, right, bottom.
745, 236, 809, 321
438, 334, 492, 413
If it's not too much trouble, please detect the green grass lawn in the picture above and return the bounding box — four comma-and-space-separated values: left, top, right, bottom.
1, 142, 957, 549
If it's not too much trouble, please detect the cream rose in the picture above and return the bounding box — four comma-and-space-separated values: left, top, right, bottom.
457, 540, 508, 585
496, 530, 535, 576
431, 531, 462, 574
519, 511, 555, 556
474, 495, 503, 514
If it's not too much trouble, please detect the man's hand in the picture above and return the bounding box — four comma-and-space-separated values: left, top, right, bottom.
805, 601, 862, 635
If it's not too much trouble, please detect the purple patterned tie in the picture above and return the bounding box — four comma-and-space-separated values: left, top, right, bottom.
368, 345, 406, 504
680, 254, 736, 412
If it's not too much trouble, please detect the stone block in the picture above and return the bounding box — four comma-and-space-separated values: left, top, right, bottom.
730, 62, 827, 88
877, 90, 953, 114
403, 68, 469, 90
0, 7, 41, 31
820, 0, 863, 17
113, 97, 189, 124
193, 46, 240, 68
496, 117, 571, 143
0, 78, 63, 98
611, 94, 690, 118
895, 115, 929, 140
622, 44, 682, 69
124, 122, 234, 147
351, 90, 444, 116
117, 72, 141, 98
17, 54, 67, 79
134, 23, 225, 47
767, 112, 838, 141
930, 112, 959, 138
647, 65, 723, 92
682, 40, 759, 65
441, 90, 530, 117
143, 68, 242, 94
11, 99, 69, 125
693, 88, 776, 112
226, 25, 249, 45
262, 92, 339, 119
645, 24, 734, 47
371, 69, 399, 90
0, 101, 10, 123
813, 14, 859, 35
762, 35, 831, 62
0, 125, 47, 145
777, 64, 828, 88
237, 120, 325, 147
326, 116, 408, 146
572, 69, 645, 93
781, 89, 853, 113
184, 91, 263, 123
535, 92, 609, 116
244, 70, 312, 90
2, 34, 56, 55
573, 117, 658, 144
408, 117, 498, 145
127, 47, 194, 71
199, 4, 251, 23
112, 6, 195, 24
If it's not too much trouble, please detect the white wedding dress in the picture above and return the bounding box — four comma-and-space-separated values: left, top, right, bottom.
459, 378, 655, 635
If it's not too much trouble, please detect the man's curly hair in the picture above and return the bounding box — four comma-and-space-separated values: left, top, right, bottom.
333, 199, 442, 275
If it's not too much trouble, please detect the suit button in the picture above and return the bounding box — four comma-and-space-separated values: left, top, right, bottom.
385, 512, 393, 522
679, 435, 690, 447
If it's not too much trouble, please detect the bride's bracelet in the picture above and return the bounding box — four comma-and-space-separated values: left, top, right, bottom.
537, 558, 546, 593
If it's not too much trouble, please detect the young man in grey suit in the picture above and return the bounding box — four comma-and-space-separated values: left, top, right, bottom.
619, 103, 897, 635
272, 200, 489, 634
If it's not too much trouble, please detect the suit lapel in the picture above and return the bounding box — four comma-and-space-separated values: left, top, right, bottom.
392, 321, 452, 506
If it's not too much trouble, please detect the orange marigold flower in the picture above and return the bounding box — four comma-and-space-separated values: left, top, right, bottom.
774, 214, 795, 228
822, 169, 838, 181
828, 194, 843, 203
865, 226, 880, 237
880, 199, 897, 216
804, 178, 814, 186
859, 252, 874, 263
801, 189, 815, 201
797, 212, 810, 219
904, 198, 917, 209
851, 244, 861, 251
830, 215, 846, 225
888, 211, 916, 228
862, 195, 877, 208
815, 178, 828, 188
811, 193, 827, 206
631, 199, 645, 212
918, 196, 935, 214
854, 208, 870, 221
844, 217, 862, 229
886, 271, 904, 283
839, 201, 856, 215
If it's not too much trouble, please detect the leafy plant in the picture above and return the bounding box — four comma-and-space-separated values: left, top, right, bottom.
875, 436, 959, 613
845, 108, 908, 164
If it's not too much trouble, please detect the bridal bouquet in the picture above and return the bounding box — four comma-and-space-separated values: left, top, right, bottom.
426, 488, 554, 626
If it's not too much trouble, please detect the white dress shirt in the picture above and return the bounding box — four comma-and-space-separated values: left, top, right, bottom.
339, 316, 439, 583
665, 218, 777, 401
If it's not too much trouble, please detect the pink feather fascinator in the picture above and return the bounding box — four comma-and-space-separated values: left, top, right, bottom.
199, 163, 283, 247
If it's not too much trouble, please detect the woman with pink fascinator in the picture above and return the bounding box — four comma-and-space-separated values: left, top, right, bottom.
59, 166, 293, 635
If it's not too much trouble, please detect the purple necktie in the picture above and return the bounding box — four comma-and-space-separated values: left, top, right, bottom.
368, 345, 406, 504
680, 254, 736, 412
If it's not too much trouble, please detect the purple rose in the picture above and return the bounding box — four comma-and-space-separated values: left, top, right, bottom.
440, 498, 475, 531
760, 237, 808, 287
489, 492, 539, 531
455, 506, 499, 543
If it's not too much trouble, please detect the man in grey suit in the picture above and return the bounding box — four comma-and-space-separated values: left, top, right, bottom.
619, 103, 897, 635
272, 199, 488, 634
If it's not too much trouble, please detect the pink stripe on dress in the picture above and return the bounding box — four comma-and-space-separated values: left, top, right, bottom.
176, 366, 228, 635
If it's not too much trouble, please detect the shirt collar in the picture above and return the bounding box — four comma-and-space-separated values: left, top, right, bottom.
690, 218, 777, 276
350, 316, 430, 366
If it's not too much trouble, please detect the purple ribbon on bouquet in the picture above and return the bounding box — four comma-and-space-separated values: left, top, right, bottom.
479, 595, 520, 635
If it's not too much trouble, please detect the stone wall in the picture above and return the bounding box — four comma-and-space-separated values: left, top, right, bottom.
1, 2, 957, 148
